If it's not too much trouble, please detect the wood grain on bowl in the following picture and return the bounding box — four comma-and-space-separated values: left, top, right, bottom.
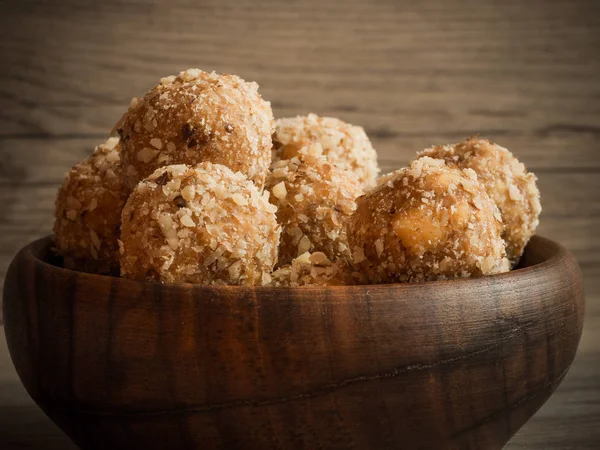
2, 236, 584, 450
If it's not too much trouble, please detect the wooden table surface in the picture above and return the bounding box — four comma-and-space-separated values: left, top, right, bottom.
0, 0, 599, 448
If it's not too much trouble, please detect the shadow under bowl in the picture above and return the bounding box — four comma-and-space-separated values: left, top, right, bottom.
2, 235, 585, 450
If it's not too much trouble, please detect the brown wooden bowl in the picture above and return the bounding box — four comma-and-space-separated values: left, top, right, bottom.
3, 235, 584, 450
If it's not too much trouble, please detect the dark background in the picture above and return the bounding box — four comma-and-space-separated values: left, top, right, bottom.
0, 0, 599, 448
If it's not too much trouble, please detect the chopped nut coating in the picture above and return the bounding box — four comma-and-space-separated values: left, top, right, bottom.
266, 144, 363, 266
417, 137, 541, 264
120, 163, 280, 285
116, 69, 274, 189
54, 137, 128, 274
272, 114, 379, 188
348, 157, 509, 283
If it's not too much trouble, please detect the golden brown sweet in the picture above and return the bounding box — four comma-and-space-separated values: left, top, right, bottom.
53, 137, 128, 274
348, 157, 509, 283
268, 252, 361, 287
120, 163, 280, 285
417, 137, 541, 264
116, 69, 274, 189
265, 143, 363, 266
272, 113, 379, 188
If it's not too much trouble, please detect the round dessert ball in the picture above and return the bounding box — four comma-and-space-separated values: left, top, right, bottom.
120, 162, 280, 285
272, 113, 379, 188
265, 143, 363, 267
54, 137, 128, 274
115, 69, 274, 189
348, 157, 509, 283
417, 137, 541, 264
268, 252, 360, 287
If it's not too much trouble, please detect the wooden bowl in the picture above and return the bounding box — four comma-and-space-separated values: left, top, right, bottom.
3, 236, 584, 450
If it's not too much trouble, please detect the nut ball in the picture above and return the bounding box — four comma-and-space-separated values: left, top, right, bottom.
116, 69, 274, 189
349, 157, 509, 283
268, 252, 360, 287
120, 163, 280, 285
417, 137, 541, 264
266, 143, 363, 266
54, 137, 128, 274
272, 113, 379, 188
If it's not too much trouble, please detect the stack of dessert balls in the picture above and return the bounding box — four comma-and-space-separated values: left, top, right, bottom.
54, 69, 541, 286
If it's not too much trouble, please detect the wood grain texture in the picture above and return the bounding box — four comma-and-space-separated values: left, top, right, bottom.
2, 236, 586, 450
1, 294, 598, 450
0, 0, 598, 448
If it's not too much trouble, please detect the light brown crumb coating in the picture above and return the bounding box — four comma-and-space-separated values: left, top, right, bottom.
265, 143, 363, 267
268, 252, 362, 287
115, 69, 274, 189
348, 157, 509, 283
417, 137, 541, 264
272, 113, 379, 188
53, 137, 128, 274
120, 163, 280, 285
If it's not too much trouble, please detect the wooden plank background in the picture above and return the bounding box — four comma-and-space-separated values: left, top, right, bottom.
0, 0, 598, 448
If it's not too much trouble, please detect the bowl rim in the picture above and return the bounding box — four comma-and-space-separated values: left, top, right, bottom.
15, 235, 571, 292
